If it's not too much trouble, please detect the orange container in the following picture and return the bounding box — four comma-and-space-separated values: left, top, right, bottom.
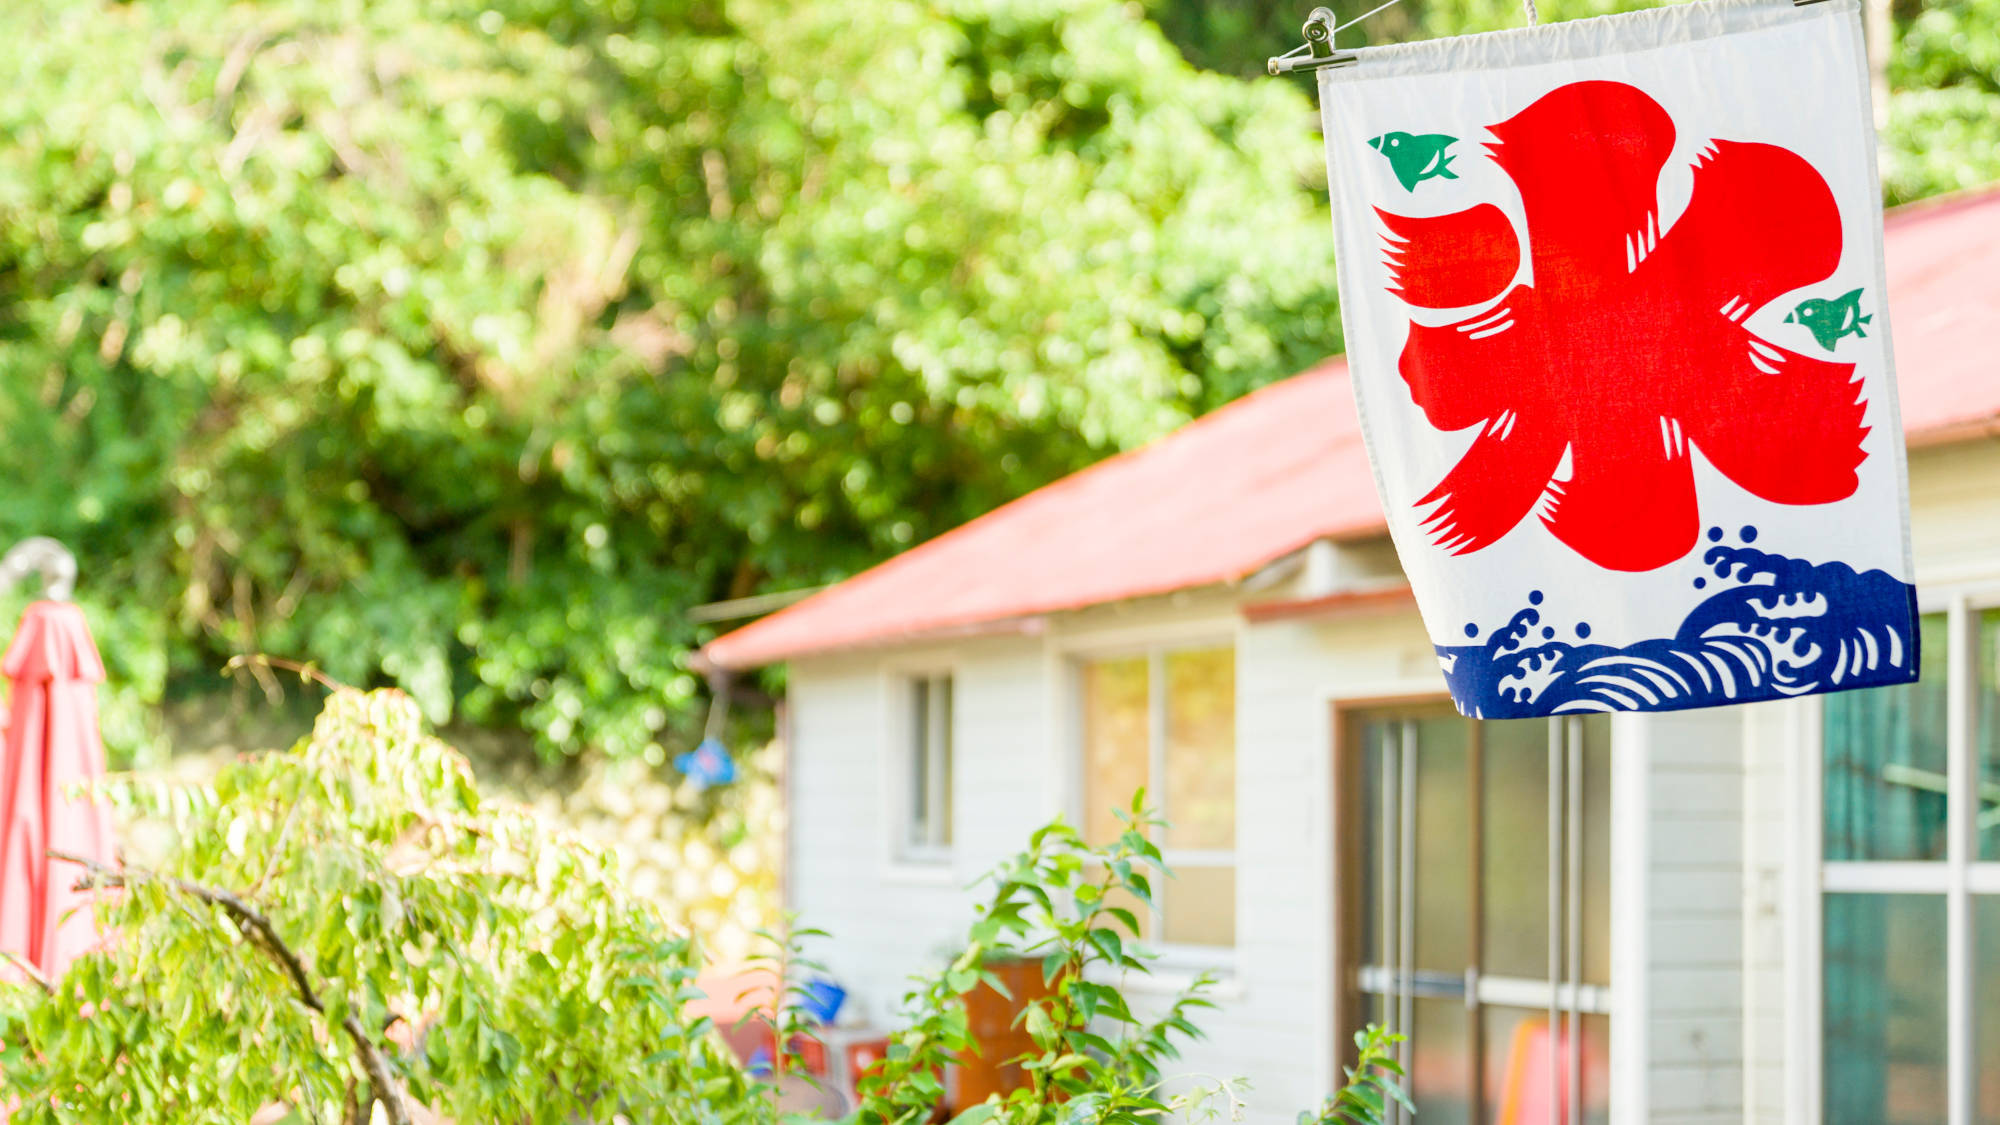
956, 958, 1058, 1106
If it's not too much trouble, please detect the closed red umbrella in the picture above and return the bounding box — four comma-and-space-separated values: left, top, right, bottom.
0, 599, 116, 980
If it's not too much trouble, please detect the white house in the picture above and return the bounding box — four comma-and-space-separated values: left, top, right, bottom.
702, 185, 2000, 1125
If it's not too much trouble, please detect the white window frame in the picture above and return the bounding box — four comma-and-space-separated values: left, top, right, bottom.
1069, 636, 1238, 963
888, 669, 955, 869
1801, 586, 2000, 1125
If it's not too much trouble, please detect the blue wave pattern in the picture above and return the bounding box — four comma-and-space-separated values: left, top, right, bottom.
1436, 528, 1921, 718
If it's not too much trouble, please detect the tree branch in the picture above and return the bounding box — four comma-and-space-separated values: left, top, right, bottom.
0, 950, 54, 995
53, 849, 415, 1125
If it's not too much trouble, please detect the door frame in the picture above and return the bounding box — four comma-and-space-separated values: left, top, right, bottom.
1329, 688, 1454, 1087
1328, 691, 1630, 1122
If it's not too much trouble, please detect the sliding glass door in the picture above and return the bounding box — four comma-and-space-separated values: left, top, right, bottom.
1341, 705, 1611, 1125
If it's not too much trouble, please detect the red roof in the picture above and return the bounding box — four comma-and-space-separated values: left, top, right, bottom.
1884, 187, 2000, 443
705, 185, 2000, 669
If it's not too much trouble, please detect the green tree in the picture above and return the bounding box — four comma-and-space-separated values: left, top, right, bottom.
0, 0, 1339, 763
1881, 0, 2000, 202
0, 689, 766, 1124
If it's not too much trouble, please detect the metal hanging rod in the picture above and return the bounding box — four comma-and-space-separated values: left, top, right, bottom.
0, 538, 77, 602
1272, 0, 1832, 77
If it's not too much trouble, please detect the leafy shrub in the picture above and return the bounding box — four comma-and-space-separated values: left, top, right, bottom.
0, 690, 1404, 1124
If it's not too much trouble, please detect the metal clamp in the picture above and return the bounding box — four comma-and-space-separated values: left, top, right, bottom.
0, 538, 77, 601
1267, 7, 1358, 76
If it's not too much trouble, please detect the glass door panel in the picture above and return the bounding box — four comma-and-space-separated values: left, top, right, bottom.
1482, 719, 1552, 981
1481, 1007, 1611, 1125
1347, 707, 1610, 1125
1413, 995, 1474, 1125
1415, 715, 1473, 971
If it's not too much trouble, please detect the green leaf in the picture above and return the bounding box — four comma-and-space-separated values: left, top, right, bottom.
946, 1103, 998, 1125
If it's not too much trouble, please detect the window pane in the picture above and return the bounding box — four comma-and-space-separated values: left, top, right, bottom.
937, 677, 954, 847
1160, 863, 1233, 947
1578, 716, 1613, 988
1824, 613, 1950, 862
1357, 717, 1397, 971
1409, 996, 1471, 1125
1823, 893, 1948, 1125
910, 679, 932, 847
1082, 657, 1149, 846
1165, 648, 1235, 850
1981, 896, 2000, 1125
1579, 1012, 1611, 1125
1979, 611, 2000, 861
1413, 714, 1471, 972
1482, 718, 1552, 980
1482, 1006, 1604, 1124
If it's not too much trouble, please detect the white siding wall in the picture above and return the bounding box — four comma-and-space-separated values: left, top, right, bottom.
1738, 697, 1806, 1125
786, 636, 1053, 1029
1636, 708, 1750, 1123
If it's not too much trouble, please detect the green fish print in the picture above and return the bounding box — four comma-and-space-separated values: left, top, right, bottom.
1370, 131, 1459, 192
1785, 287, 1872, 351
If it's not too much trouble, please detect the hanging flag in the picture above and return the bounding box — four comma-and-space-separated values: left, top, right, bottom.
1318, 0, 1918, 717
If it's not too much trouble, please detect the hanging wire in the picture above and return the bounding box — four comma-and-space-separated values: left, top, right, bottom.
1272, 0, 1533, 74
1329, 0, 1409, 35
1271, 0, 1546, 77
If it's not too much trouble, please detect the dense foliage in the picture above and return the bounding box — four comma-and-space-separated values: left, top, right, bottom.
0, 689, 1405, 1124
0, 0, 1338, 764
1881, 0, 2000, 202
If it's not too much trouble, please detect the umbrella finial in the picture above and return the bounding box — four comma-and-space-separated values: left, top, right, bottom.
0, 537, 77, 602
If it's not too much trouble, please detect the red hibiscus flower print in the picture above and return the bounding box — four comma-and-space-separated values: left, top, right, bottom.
1378, 81, 1870, 572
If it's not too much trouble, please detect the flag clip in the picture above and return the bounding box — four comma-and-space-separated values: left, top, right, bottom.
1268, 7, 1359, 76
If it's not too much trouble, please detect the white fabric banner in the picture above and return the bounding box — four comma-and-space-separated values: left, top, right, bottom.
1318, 0, 1917, 717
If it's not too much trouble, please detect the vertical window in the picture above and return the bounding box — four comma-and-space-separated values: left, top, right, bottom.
901, 674, 952, 860
1080, 645, 1236, 950
1821, 602, 2000, 1122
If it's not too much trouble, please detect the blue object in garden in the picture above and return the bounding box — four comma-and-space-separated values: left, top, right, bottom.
745, 1045, 773, 1078
799, 977, 846, 1025
675, 736, 737, 787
